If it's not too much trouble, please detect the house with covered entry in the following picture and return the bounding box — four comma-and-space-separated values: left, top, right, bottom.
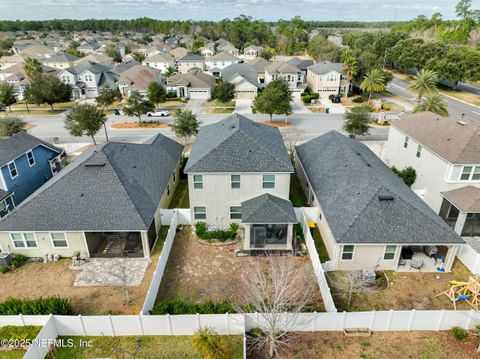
384, 112, 480, 238
166, 69, 215, 100
221, 63, 261, 100
306, 60, 351, 97
0, 134, 183, 258
184, 113, 297, 251
0, 132, 65, 217
265, 61, 306, 97
295, 131, 464, 272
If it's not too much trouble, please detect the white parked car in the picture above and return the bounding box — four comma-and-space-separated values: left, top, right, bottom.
146, 109, 170, 117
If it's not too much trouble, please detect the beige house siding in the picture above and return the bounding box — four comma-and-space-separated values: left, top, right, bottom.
178, 61, 204, 74
335, 244, 401, 271
153, 161, 181, 232
306, 70, 350, 95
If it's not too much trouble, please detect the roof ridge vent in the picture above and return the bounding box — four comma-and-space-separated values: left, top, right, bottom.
378, 194, 394, 201
85, 162, 105, 167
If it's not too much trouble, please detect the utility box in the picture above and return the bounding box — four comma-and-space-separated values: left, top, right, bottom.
362, 269, 376, 284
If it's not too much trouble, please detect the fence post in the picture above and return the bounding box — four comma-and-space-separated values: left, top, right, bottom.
408, 309, 416, 331
386, 309, 394, 331
312, 311, 317, 332
167, 314, 173, 335
342, 311, 347, 331
196, 313, 201, 330
138, 315, 144, 335
256, 312, 259, 327
109, 314, 115, 336
226, 313, 230, 335
78, 315, 86, 336
436, 310, 445, 331
369, 310, 376, 330
18, 314, 25, 326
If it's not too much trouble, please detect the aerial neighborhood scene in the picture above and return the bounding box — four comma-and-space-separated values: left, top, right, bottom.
1, 0, 480, 358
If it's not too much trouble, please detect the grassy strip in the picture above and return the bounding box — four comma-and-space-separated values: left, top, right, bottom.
311, 225, 330, 262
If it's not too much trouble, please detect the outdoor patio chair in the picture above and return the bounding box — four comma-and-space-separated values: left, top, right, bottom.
398, 257, 406, 268
410, 259, 424, 271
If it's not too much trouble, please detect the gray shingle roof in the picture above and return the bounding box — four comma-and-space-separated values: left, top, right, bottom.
65, 60, 112, 75
184, 114, 293, 173
178, 54, 205, 62
47, 53, 79, 62
221, 63, 260, 87
241, 194, 297, 223
0, 131, 62, 166
295, 131, 464, 245
308, 60, 344, 75
0, 134, 183, 231
0, 189, 11, 202
287, 57, 314, 71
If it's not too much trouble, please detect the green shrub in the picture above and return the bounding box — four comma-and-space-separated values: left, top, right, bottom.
11, 254, 28, 268
0, 296, 74, 315
451, 326, 468, 340
391, 166, 416, 187
248, 327, 264, 338
151, 299, 235, 315
351, 105, 373, 113
195, 222, 239, 242
0, 266, 9, 274
381, 103, 391, 111
0, 325, 41, 340
352, 96, 367, 103
193, 328, 232, 359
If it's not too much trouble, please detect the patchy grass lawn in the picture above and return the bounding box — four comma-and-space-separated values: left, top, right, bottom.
289, 174, 307, 207
3, 109, 65, 115
310, 225, 330, 262
438, 84, 480, 106
326, 260, 472, 311
206, 99, 236, 107
249, 331, 478, 359
0, 230, 168, 315
380, 102, 405, 112
11, 101, 76, 110
204, 99, 235, 114
46, 335, 243, 359
0, 326, 42, 359
169, 178, 189, 209
156, 227, 323, 309
161, 100, 187, 111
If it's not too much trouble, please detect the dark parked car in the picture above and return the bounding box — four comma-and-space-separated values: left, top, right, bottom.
328, 94, 341, 103
0, 104, 6, 112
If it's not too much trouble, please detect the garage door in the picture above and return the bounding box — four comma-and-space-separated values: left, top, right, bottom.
235, 90, 256, 99
189, 89, 209, 100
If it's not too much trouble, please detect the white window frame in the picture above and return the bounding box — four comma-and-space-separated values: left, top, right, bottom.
341, 245, 354, 261
7, 161, 18, 179
383, 245, 397, 260
416, 145, 422, 158
231, 175, 240, 189
194, 206, 206, 220
10, 232, 38, 248
460, 166, 480, 181
403, 136, 409, 149
50, 232, 69, 248
193, 175, 203, 189
262, 174, 275, 189
230, 206, 242, 220
26, 150, 36, 167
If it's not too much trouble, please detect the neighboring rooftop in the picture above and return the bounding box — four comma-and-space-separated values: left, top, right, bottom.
265, 61, 301, 74
308, 60, 344, 75
178, 54, 205, 62
0, 134, 183, 231
46, 53, 80, 62
392, 112, 480, 164
209, 52, 237, 61
441, 186, 480, 213
241, 194, 297, 224
0, 131, 62, 166
295, 131, 464, 245
287, 57, 314, 71
185, 114, 293, 173
167, 69, 215, 89
221, 63, 260, 87
247, 57, 271, 72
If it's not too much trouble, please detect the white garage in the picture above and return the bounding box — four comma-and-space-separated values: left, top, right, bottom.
188, 88, 211, 100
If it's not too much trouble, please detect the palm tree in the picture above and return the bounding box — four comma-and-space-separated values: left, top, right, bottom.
23, 57, 42, 79
164, 66, 176, 78
360, 69, 385, 104
413, 93, 449, 116
408, 69, 438, 100
341, 50, 358, 98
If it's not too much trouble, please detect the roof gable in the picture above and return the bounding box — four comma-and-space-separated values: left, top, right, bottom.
0, 132, 62, 166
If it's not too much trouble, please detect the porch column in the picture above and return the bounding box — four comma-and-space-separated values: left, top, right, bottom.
287, 224, 293, 250
141, 232, 150, 258
454, 213, 467, 235
244, 224, 251, 250
444, 245, 459, 272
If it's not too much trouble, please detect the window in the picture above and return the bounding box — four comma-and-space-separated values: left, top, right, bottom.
167, 184, 170, 196
8, 161, 17, 179
50, 232, 68, 248
231, 175, 240, 189
473, 167, 480, 181
230, 206, 241, 219
341, 245, 354, 260
262, 175, 275, 189
416, 145, 422, 158
193, 175, 203, 189
383, 245, 396, 260
194, 206, 206, 220
173, 171, 176, 182
26, 150, 35, 166
10, 233, 37, 248
461, 166, 473, 180
404, 136, 409, 148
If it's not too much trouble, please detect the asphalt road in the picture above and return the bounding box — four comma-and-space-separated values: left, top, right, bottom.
387, 77, 480, 123
25, 112, 389, 145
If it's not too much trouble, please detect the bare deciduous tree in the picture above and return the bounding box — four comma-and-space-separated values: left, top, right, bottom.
281, 127, 304, 163
104, 258, 136, 305
236, 257, 316, 358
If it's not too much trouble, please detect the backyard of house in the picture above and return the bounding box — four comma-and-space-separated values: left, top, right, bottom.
156, 227, 324, 310
326, 260, 473, 311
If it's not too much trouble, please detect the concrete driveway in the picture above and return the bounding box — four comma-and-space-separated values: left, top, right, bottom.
320, 98, 345, 114
292, 98, 311, 114
186, 99, 206, 115
235, 99, 253, 114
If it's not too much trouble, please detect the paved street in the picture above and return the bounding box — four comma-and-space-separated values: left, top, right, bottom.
387, 77, 480, 122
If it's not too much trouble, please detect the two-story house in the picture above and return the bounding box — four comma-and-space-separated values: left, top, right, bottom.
142, 53, 174, 74
184, 114, 297, 251
265, 61, 305, 97
306, 60, 351, 97
0, 54, 25, 70
41, 53, 79, 70
177, 54, 205, 74
243, 45, 263, 61
205, 52, 239, 77
384, 112, 480, 238
0, 132, 64, 216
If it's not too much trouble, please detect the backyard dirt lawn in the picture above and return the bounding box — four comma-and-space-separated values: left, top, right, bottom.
0, 234, 166, 315
327, 260, 473, 311
249, 331, 479, 359
157, 227, 324, 309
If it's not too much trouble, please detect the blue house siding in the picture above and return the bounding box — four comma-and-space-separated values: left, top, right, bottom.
1, 145, 59, 206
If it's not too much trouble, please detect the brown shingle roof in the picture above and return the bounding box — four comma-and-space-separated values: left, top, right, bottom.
265, 61, 300, 74
392, 112, 480, 164
441, 186, 480, 213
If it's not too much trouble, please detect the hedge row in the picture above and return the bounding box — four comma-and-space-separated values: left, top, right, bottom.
151, 299, 235, 315
0, 296, 74, 315
195, 222, 239, 242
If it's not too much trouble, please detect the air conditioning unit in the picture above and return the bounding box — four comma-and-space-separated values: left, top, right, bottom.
0, 252, 13, 267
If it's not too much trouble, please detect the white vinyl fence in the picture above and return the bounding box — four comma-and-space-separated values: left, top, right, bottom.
298, 208, 337, 312
458, 242, 480, 275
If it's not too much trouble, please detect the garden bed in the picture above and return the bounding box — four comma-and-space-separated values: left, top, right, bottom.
263, 121, 291, 128
111, 121, 169, 129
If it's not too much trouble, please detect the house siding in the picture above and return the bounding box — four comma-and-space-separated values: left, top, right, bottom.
153, 161, 181, 232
